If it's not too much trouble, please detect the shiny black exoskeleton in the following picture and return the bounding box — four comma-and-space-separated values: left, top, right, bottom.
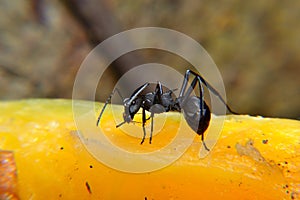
97, 70, 237, 151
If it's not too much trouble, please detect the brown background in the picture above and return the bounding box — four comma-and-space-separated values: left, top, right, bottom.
0, 0, 299, 118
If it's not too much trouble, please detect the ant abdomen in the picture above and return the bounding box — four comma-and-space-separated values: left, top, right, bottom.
182, 97, 211, 137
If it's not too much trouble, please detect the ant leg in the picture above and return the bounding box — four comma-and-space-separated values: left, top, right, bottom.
184, 70, 238, 114
141, 108, 147, 144
179, 70, 211, 151
154, 82, 163, 103
149, 112, 154, 144
96, 88, 124, 126
201, 132, 210, 151
178, 70, 190, 98
189, 75, 210, 151
116, 121, 126, 128
179, 76, 199, 106
196, 76, 206, 116
194, 73, 237, 114
183, 75, 208, 132
126, 83, 149, 105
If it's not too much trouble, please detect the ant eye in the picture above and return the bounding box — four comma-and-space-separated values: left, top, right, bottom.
132, 100, 136, 105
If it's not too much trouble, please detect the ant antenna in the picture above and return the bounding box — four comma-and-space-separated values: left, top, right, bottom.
96, 88, 124, 126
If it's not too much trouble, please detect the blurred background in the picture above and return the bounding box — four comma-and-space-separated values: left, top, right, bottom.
0, 0, 299, 118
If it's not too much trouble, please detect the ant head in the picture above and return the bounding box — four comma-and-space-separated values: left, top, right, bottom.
123, 97, 142, 122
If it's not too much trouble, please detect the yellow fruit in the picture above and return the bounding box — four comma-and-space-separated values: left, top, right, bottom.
0, 99, 299, 200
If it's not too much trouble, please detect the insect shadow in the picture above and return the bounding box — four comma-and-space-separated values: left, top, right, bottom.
97, 70, 237, 151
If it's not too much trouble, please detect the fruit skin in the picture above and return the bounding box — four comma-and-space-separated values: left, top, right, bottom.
0, 99, 299, 200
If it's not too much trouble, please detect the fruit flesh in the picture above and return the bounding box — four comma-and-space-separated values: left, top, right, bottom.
0, 99, 299, 200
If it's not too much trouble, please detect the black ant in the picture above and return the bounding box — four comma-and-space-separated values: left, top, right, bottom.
96, 70, 237, 151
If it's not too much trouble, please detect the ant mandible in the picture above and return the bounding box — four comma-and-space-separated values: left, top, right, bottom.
96, 70, 237, 151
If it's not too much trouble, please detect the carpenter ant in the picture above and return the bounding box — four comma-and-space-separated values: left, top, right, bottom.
96, 70, 237, 151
